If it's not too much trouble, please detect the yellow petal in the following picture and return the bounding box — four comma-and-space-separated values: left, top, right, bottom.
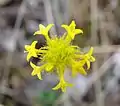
86, 60, 90, 70
61, 25, 69, 31
71, 45, 79, 49
37, 73, 42, 80
61, 32, 66, 39
70, 33, 75, 39
90, 56, 95, 62
34, 31, 41, 35
25, 45, 31, 51
74, 54, 84, 58
79, 60, 86, 66
31, 69, 38, 76
31, 41, 38, 48
31, 51, 38, 57
27, 53, 32, 61
46, 24, 54, 31
39, 24, 45, 30
62, 82, 73, 92
74, 29, 83, 35
52, 78, 73, 92
79, 67, 87, 75
70, 20, 75, 25
88, 47, 93, 55
52, 83, 61, 90
69, 20, 76, 29
61, 84, 73, 92
40, 46, 49, 50
61, 86, 66, 92
30, 62, 36, 69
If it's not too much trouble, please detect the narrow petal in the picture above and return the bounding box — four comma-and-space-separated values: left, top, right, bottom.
71, 20, 75, 25
27, 53, 32, 61
31, 69, 38, 76
52, 83, 61, 90
30, 62, 36, 69
37, 73, 42, 80
74, 54, 84, 58
52, 78, 72, 92
69, 20, 76, 29
61, 32, 66, 40
25, 45, 31, 51
39, 24, 45, 30
38, 49, 47, 53
74, 29, 83, 35
34, 31, 41, 35
31, 41, 38, 48
32, 51, 38, 57
70, 33, 75, 39
88, 47, 93, 55
79, 67, 87, 75
61, 87, 66, 92
40, 46, 49, 50
61, 25, 69, 31
46, 24, 54, 31
62, 82, 73, 92
71, 45, 80, 49
86, 60, 90, 70
79, 60, 86, 66
90, 56, 95, 62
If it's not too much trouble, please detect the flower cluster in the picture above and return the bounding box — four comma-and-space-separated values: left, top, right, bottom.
24, 21, 95, 92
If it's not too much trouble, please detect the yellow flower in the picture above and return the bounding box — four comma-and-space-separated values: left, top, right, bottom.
85, 47, 95, 69
61, 20, 83, 40
34, 24, 54, 40
71, 60, 87, 77
52, 66, 73, 92
24, 20, 96, 92
30, 62, 46, 80
52, 77, 73, 92
80, 47, 95, 70
24, 41, 38, 61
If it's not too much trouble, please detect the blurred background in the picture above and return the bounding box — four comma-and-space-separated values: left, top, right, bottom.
0, 0, 120, 106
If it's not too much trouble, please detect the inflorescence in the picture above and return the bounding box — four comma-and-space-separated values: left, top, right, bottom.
24, 21, 95, 92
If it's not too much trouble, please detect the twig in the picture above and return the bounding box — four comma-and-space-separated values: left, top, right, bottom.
90, 0, 98, 45
93, 45, 120, 54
